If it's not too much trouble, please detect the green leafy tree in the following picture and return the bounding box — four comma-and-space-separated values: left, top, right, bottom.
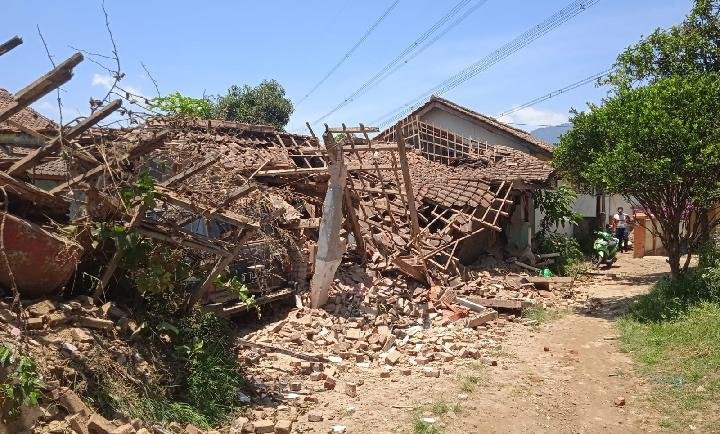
149, 92, 213, 119
211, 80, 294, 129
604, 0, 720, 90
554, 73, 720, 279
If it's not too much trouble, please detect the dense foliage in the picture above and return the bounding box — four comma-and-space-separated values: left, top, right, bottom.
555, 74, 720, 278
150, 80, 294, 129
605, 0, 720, 90
212, 80, 294, 129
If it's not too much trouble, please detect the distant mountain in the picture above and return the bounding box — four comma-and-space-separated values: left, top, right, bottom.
531, 123, 572, 145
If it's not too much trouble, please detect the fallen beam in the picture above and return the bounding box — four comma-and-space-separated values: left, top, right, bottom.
0, 36, 22, 57
236, 338, 329, 362
465, 297, 533, 310
48, 127, 166, 194
0, 170, 69, 213
0, 53, 83, 125
9, 99, 121, 176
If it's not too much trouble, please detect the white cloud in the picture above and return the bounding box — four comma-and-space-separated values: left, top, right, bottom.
497, 106, 568, 130
92, 73, 144, 97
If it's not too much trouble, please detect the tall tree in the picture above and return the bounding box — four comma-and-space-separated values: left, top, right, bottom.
605, 0, 720, 90
212, 80, 294, 129
555, 74, 720, 279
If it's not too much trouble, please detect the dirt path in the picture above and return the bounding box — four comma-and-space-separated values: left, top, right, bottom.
443, 255, 671, 434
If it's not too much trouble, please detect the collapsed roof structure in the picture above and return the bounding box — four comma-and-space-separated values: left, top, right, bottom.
0, 34, 556, 317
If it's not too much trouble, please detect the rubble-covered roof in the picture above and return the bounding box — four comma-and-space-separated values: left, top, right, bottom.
0, 88, 58, 132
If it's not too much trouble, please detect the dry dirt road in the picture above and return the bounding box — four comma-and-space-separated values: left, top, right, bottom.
309, 255, 673, 434
445, 255, 671, 434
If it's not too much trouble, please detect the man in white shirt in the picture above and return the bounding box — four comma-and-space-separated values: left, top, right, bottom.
612, 207, 631, 253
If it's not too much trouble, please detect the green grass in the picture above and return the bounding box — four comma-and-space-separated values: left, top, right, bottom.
410, 400, 462, 434
459, 374, 482, 393
413, 418, 442, 434
618, 302, 720, 430
522, 305, 564, 325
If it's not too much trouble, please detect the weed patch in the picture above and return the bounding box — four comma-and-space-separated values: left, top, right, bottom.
618, 302, 720, 430
459, 374, 482, 393
522, 306, 564, 325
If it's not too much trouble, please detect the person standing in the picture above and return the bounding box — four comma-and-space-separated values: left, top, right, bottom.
612, 207, 631, 253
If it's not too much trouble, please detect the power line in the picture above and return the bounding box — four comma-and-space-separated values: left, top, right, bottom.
361, 0, 492, 98
312, 0, 487, 125
373, 0, 602, 128
497, 67, 612, 118
297, 0, 401, 106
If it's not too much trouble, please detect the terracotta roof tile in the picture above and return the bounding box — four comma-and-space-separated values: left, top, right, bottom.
0, 88, 58, 132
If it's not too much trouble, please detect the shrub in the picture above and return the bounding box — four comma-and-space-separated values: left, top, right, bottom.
628, 243, 720, 322
535, 232, 585, 276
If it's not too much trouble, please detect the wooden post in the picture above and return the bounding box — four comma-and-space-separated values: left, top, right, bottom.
343, 187, 365, 259
395, 125, 420, 237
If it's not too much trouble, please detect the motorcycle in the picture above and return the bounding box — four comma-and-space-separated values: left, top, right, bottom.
592, 228, 620, 268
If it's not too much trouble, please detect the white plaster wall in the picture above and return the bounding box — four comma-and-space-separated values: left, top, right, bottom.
419, 108, 535, 154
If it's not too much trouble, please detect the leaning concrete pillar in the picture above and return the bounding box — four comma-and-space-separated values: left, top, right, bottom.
310, 133, 347, 307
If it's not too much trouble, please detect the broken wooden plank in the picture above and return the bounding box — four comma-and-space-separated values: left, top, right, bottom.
326, 126, 379, 134
0, 170, 69, 213
186, 229, 253, 311
9, 99, 121, 176
135, 225, 231, 256
93, 204, 149, 300
48, 127, 167, 194
159, 154, 221, 186
236, 338, 329, 362
0, 36, 22, 57
391, 256, 427, 284
342, 188, 365, 258
395, 126, 420, 237
514, 260, 541, 273
465, 297, 533, 310
281, 217, 322, 229
153, 187, 258, 228
218, 288, 294, 316
0, 54, 83, 127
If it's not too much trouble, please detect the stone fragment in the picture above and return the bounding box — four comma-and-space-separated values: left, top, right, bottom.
78, 316, 114, 330
323, 377, 337, 390
28, 300, 56, 317
331, 426, 347, 434
110, 424, 135, 434
46, 311, 72, 327
385, 350, 402, 366
614, 396, 626, 407
274, 419, 292, 434
423, 368, 440, 378
466, 310, 498, 328
344, 382, 357, 398
68, 413, 89, 434
307, 411, 323, 422
345, 328, 362, 340
87, 414, 115, 434
254, 419, 275, 434
27, 317, 44, 330
184, 424, 203, 434
0, 308, 15, 323
289, 381, 301, 392
58, 389, 91, 416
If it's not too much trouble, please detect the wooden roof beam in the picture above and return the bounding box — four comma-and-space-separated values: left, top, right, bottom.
0, 36, 22, 57
8, 99, 121, 176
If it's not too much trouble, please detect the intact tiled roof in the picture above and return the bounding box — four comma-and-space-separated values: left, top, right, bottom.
398, 95, 554, 156
0, 88, 58, 132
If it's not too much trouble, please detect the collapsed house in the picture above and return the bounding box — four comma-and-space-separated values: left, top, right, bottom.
0, 34, 560, 320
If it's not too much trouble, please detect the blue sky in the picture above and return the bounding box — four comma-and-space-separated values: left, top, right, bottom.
3, 0, 694, 133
